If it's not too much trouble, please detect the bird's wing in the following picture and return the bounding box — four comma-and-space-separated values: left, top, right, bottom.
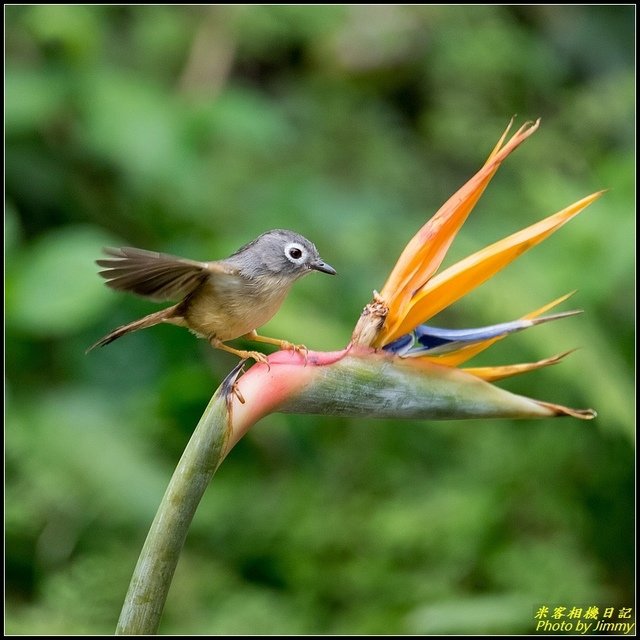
96, 247, 238, 301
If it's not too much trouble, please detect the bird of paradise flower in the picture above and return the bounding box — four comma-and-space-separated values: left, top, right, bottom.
351, 118, 601, 398
117, 119, 601, 635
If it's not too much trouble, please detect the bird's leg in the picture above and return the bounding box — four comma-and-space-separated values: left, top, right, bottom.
244, 330, 308, 362
208, 336, 269, 366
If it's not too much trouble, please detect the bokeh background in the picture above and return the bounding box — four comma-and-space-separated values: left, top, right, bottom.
5, 5, 634, 635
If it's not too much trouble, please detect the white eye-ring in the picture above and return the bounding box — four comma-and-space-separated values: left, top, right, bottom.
284, 242, 306, 264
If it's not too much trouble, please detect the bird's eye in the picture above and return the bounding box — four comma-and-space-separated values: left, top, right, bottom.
285, 242, 305, 262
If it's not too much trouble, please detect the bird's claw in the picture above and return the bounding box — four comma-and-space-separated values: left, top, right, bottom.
243, 350, 271, 370
280, 340, 308, 364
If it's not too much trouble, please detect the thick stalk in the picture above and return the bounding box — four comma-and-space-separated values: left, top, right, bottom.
115, 364, 241, 635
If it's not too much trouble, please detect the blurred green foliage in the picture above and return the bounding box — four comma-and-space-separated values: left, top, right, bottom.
5, 5, 634, 634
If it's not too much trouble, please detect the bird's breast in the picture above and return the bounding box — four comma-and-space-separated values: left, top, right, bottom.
181, 273, 292, 341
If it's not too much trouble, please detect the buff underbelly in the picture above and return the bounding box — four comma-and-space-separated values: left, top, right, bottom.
173, 282, 289, 342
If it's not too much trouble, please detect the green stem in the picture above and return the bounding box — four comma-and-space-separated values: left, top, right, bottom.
115, 364, 241, 635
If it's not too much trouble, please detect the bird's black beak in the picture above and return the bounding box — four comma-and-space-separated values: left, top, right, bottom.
311, 260, 337, 275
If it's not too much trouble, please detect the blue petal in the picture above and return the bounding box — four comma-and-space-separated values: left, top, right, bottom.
383, 310, 581, 357
382, 333, 414, 355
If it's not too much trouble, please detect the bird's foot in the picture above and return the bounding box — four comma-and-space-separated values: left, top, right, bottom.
240, 350, 270, 367
243, 331, 308, 364
278, 340, 309, 364
209, 336, 270, 369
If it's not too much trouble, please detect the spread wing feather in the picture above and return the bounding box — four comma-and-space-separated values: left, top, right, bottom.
97, 247, 237, 301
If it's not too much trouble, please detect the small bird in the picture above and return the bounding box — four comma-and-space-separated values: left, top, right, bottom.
87, 229, 336, 363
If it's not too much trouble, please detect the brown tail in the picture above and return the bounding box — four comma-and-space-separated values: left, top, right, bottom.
86, 305, 181, 353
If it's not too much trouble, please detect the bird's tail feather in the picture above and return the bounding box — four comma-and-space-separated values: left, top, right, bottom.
86, 305, 181, 353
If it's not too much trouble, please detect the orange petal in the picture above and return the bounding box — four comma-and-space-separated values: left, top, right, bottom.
378, 120, 540, 337
380, 190, 604, 344
483, 116, 515, 166
463, 350, 575, 382
521, 290, 577, 320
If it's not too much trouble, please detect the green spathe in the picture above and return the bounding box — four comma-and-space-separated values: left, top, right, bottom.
226, 347, 594, 454
279, 351, 563, 419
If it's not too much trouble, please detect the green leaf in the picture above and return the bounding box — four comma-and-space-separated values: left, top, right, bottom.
5, 68, 67, 135
6, 226, 118, 336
